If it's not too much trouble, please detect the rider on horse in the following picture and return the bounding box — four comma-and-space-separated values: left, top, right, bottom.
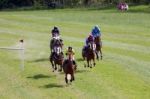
50, 26, 63, 52
91, 25, 103, 60
83, 34, 96, 56
65, 46, 77, 68
83, 34, 94, 50
82, 35, 96, 68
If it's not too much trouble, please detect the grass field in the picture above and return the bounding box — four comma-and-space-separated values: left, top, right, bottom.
0, 5, 150, 99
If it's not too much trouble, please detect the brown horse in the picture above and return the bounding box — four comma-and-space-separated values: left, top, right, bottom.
50, 46, 64, 72
94, 36, 102, 60
63, 54, 75, 84
82, 42, 96, 68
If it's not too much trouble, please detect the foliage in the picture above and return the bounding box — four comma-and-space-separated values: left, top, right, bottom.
0, 0, 149, 9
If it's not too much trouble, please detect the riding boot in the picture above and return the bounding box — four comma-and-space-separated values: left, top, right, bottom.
65, 77, 68, 84
73, 60, 77, 70
61, 52, 64, 57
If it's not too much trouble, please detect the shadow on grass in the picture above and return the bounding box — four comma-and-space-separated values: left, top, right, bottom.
28, 58, 49, 63
127, 9, 150, 13
76, 69, 89, 73
27, 74, 55, 79
39, 83, 64, 88
76, 58, 84, 62
59, 69, 89, 75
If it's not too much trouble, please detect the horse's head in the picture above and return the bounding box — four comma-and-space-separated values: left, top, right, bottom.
54, 46, 62, 55
94, 37, 100, 43
88, 42, 96, 51
55, 39, 63, 47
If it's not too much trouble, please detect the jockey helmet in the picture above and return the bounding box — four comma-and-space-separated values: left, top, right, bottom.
88, 34, 94, 42
54, 26, 58, 30
94, 25, 100, 30
68, 46, 72, 50
88, 34, 93, 39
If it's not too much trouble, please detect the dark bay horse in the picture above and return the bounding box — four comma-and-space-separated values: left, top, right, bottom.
50, 38, 63, 53
63, 54, 75, 84
94, 36, 102, 60
82, 42, 96, 68
50, 46, 64, 72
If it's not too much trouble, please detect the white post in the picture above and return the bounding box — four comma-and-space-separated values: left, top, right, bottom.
19, 39, 24, 70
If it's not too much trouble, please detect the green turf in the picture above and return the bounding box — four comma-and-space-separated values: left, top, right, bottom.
0, 5, 150, 99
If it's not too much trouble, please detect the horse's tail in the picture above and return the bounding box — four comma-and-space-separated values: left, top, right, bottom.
67, 74, 71, 81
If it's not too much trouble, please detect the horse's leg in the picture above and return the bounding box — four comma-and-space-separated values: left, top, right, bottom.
95, 50, 99, 61
100, 48, 102, 60
93, 58, 96, 67
87, 60, 90, 67
71, 73, 75, 82
61, 60, 63, 72
50, 58, 55, 72
89, 60, 92, 68
59, 64, 62, 72
62, 60, 67, 73
54, 62, 57, 71
65, 73, 68, 84
83, 57, 86, 68
72, 74, 75, 81
58, 62, 63, 72
50, 40, 53, 53
82, 51, 86, 68
92, 53, 96, 67
100, 42, 103, 60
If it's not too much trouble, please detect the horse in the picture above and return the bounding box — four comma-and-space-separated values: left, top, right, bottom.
50, 38, 63, 53
94, 36, 102, 60
50, 45, 64, 72
117, 3, 128, 11
63, 54, 75, 84
82, 42, 96, 68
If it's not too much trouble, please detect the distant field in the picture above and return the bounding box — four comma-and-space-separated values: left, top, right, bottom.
0, 5, 150, 99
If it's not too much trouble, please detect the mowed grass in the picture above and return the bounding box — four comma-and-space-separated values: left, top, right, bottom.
0, 5, 150, 99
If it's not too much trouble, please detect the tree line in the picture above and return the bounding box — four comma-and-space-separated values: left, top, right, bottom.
0, 0, 149, 9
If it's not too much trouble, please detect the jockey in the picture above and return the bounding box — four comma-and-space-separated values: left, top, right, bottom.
85, 34, 94, 46
91, 25, 101, 38
51, 26, 60, 39
83, 34, 96, 53
65, 46, 77, 66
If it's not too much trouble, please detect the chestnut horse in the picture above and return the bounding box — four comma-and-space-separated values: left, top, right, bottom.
50, 46, 64, 72
82, 42, 96, 68
94, 36, 102, 60
63, 54, 75, 84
